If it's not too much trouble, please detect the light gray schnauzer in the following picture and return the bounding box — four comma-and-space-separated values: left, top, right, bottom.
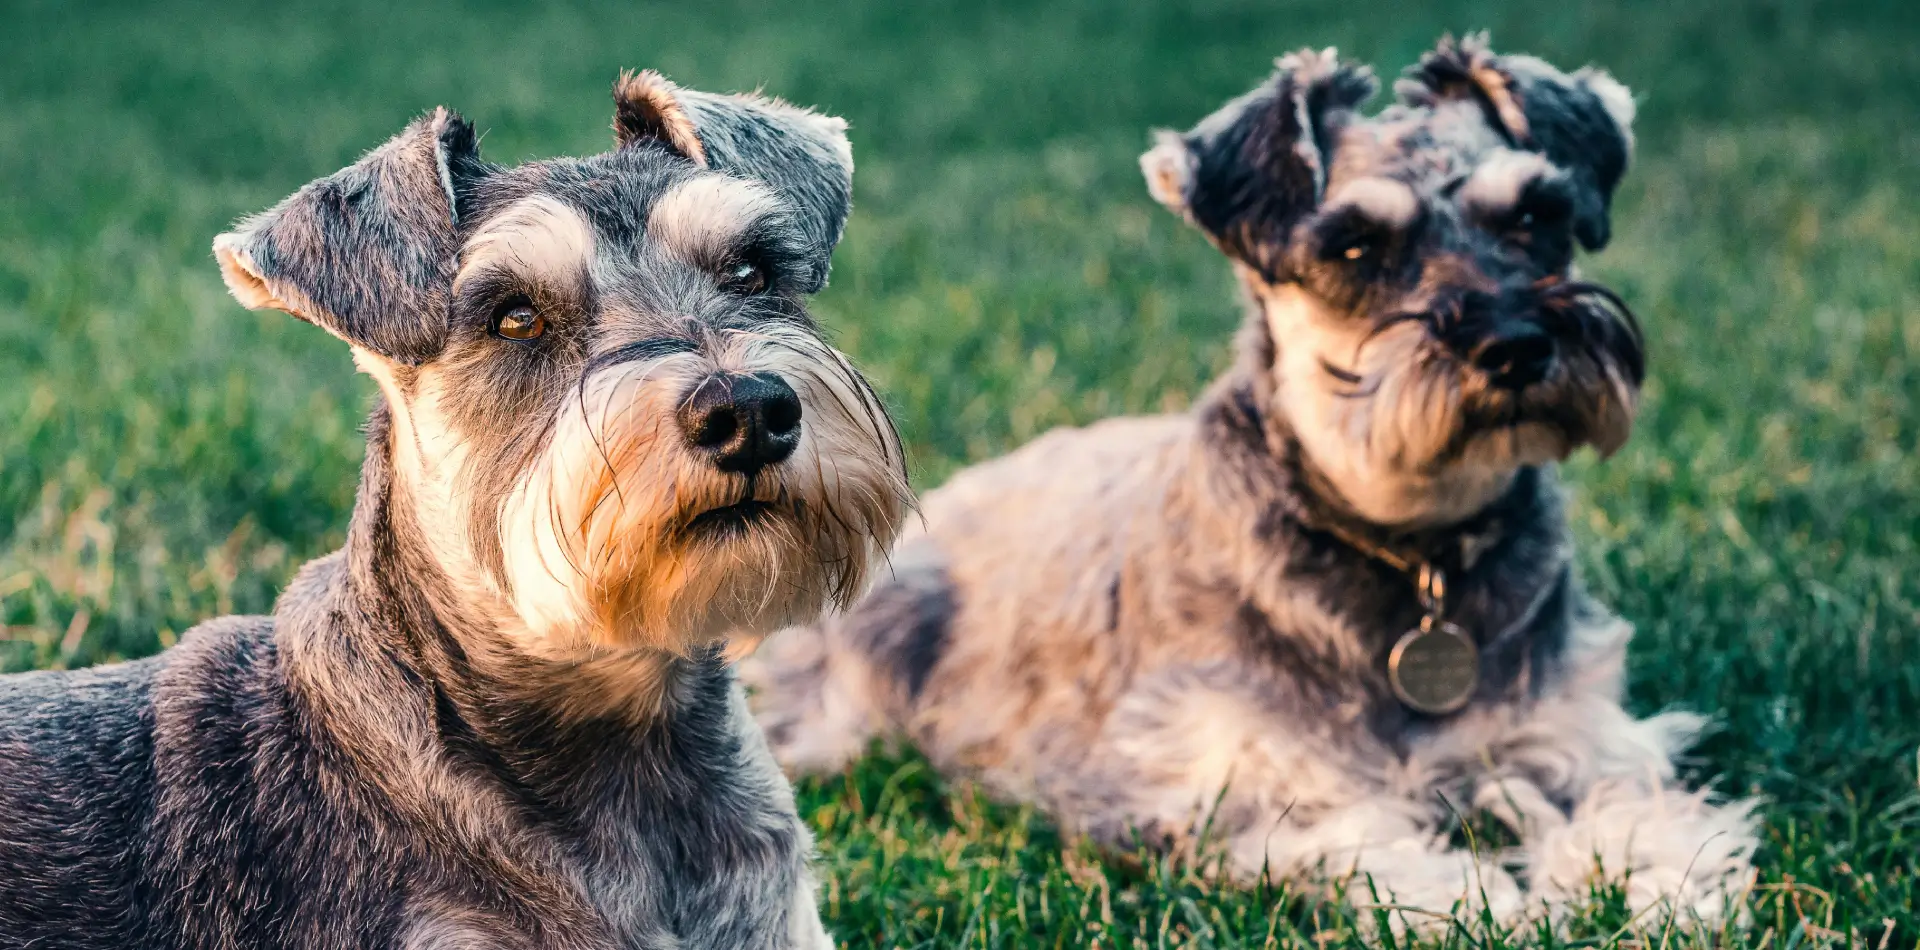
0, 72, 908, 950
751, 37, 1756, 925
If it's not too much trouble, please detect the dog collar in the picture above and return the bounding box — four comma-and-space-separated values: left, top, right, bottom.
1387, 563, 1478, 716
1311, 520, 1484, 716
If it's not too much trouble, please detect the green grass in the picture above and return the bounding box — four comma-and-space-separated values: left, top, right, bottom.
2, 0, 1916, 945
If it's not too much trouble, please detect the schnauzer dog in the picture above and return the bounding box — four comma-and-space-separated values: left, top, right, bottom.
751, 37, 1756, 926
0, 73, 908, 950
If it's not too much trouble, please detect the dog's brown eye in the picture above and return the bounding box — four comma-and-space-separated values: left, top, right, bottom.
1330, 236, 1376, 263
491, 300, 546, 341
1507, 189, 1571, 236
724, 261, 769, 295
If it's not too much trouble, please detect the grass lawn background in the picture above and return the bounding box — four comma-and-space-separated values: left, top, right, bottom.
1, 0, 1915, 945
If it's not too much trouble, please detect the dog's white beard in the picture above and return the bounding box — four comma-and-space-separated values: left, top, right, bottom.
499, 328, 908, 657
1265, 285, 1635, 528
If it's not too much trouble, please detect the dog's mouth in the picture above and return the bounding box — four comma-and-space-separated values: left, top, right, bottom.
1423, 369, 1638, 470
683, 499, 780, 539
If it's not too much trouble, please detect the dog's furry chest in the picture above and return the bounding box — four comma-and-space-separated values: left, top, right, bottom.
1203, 548, 1576, 745
397, 668, 813, 950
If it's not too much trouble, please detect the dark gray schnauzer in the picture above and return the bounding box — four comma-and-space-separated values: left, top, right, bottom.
0, 72, 908, 950
750, 37, 1754, 926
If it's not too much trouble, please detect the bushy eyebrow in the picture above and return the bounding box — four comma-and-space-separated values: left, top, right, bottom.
1323, 177, 1421, 229
1457, 151, 1557, 215
645, 174, 796, 272
454, 195, 596, 293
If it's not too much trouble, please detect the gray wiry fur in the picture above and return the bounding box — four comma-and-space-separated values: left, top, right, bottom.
750, 37, 1756, 929
0, 74, 908, 950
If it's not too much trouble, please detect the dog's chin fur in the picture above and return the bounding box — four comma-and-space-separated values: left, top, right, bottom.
1252, 279, 1636, 528
484, 325, 909, 659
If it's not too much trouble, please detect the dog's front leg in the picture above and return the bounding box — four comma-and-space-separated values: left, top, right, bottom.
667, 688, 836, 950
1520, 776, 1758, 927
1224, 798, 1526, 930
1087, 664, 1524, 928
1464, 698, 1759, 925
666, 821, 834, 950
399, 904, 646, 950
1460, 618, 1760, 926
782, 870, 837, 950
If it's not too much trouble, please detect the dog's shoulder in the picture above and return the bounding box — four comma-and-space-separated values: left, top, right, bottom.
0, 646, 168, 737
0, 648, 168, 846
0, 615, 286, 948
904, 413, 1195, 650
148, 612, 425, 945
0, 654, 162, 947
147, 613, 280, 719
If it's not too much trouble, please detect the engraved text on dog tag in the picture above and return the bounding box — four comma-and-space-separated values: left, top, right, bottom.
1388, 618, 1479, 715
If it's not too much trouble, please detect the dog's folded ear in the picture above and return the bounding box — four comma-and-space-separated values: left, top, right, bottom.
1397, 33, 1635, 250
1140, 48, 1377, 279
614, 70, 853, 293
214, 108, 482, 364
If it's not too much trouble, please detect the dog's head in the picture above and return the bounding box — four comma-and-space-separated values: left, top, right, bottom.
1143, 37, 1643, 527
215, 72, 910, 657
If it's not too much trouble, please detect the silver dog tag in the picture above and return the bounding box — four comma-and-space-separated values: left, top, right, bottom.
1388, 618, 1479, 715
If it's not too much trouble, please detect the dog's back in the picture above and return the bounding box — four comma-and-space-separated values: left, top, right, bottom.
0, 651, 163, 945
0, 618, 409, 950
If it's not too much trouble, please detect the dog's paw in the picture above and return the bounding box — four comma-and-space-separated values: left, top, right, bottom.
1344, 843, 1529, 935
1527, 779, 1759, 927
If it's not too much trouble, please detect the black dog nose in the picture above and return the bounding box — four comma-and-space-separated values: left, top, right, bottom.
1470, 324, 1556, 390
678, 373, 802, 473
